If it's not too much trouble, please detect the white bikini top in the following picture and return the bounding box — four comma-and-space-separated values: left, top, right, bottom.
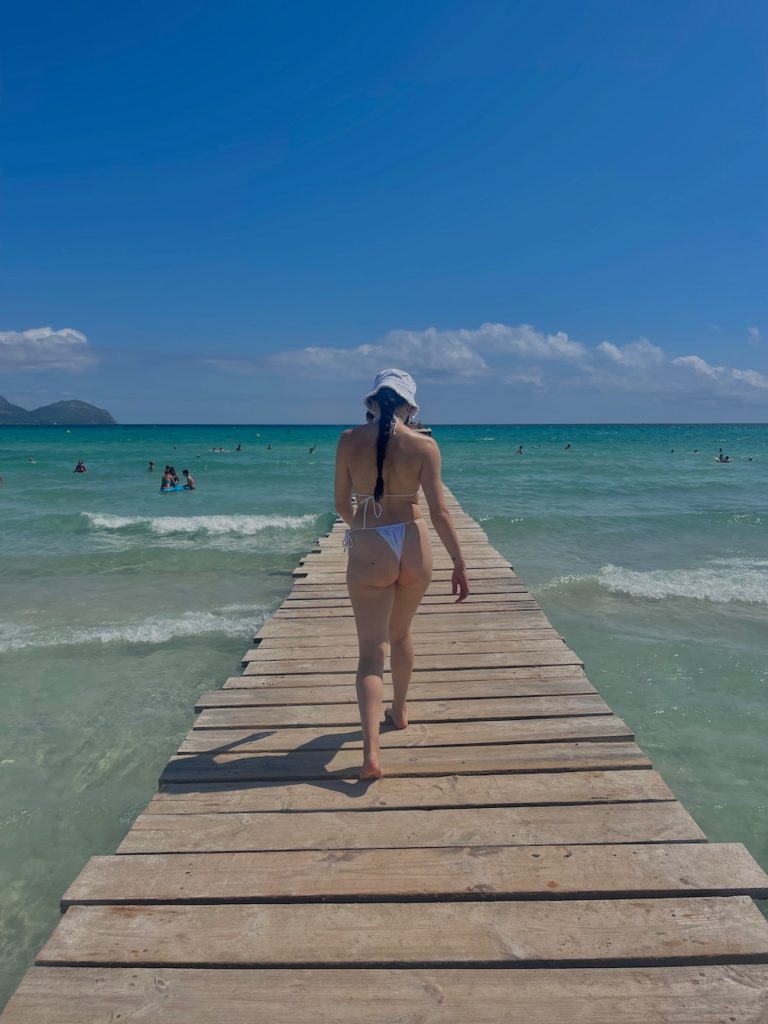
354, 491, 420, 530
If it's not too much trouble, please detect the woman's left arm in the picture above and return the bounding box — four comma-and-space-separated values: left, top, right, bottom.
334, 430, 355, 526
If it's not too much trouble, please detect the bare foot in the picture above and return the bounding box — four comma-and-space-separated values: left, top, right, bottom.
359, 761, 384, 781
384, 707, 408, 730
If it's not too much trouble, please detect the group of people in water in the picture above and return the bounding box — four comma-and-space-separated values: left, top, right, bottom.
159, 465, 195, 491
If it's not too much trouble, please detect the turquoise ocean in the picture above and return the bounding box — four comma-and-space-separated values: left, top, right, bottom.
1, 422, 766, 1004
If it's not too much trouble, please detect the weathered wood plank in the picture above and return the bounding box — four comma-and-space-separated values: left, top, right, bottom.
177, 715, 632, 754
201, 676, 596, 706
36, 897, 768, 967
242, 650, 581, 675
289, 578, 526, 596
118, 801, 704, 854
226, 665, 590, 689
193, 695, 609, 728
160, 740, 651, 782
284, 590, 530, 606
295, 571, 520, 586
275, 602, 540, 618
241, 638, 568, 663
6, 965, 768, 1024
257, 610, 551, 635
150, 769, 675, 814
255, 627, 561, 649
63, 843, 768, 906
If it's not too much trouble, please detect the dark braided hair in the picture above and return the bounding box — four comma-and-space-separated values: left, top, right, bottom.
373, 386, 402, 501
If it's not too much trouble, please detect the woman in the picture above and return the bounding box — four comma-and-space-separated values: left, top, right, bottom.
334, 369, 470, 780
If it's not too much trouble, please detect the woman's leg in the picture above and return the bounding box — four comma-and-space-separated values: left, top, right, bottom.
387, 520, 433, 729
347, 532, 398, 779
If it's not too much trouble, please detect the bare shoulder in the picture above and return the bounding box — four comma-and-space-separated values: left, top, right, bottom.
412, 432, 439, 457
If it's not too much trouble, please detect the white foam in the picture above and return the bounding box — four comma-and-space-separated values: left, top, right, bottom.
0, 607, 267, 654
543, 560, 768, 605
83, 512, 317, 536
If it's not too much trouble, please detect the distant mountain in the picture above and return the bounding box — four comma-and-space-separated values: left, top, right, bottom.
0, 395, 116, 425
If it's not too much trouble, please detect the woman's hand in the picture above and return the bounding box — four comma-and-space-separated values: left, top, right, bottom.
451, 566, 470, 603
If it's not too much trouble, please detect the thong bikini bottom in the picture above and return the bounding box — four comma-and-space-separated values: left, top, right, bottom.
343, 521, 414, 561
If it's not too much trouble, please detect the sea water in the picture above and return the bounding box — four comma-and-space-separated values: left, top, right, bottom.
1, 422, 766, 1004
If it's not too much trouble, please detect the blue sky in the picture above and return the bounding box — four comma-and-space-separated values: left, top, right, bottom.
1, 0, 766, 423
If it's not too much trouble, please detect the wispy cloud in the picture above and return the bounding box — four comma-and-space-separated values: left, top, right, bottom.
0, 327, 97, 371
747, 325, 762, 346
209, 321, 768, 404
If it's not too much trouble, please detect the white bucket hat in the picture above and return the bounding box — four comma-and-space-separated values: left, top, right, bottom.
364, 368, 419, 418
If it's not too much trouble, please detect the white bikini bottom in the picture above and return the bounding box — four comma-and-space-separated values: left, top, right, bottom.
343, 521, 414, 561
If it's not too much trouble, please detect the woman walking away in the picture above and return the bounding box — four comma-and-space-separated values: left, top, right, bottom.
335, 369, 470, 780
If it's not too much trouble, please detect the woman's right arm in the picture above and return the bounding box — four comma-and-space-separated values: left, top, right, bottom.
420, 439, 470, 602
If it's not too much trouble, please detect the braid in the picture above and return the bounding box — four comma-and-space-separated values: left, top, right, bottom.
373, 388, 400, 501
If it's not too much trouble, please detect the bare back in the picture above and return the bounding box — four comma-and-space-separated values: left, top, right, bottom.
341, 420, 433, 527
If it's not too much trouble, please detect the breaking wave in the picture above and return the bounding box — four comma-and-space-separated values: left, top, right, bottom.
0, 606, 267, 654
83, 512, 318, 536
542, 559, 768, 605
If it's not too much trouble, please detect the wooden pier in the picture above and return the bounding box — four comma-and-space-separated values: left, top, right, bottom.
3, 489, 768, 1021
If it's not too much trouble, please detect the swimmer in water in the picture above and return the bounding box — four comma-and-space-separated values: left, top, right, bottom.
515, 445, 523, 455
564, 443, 571, 450
148, 460, 156, 472
309, 445, 317, 454
182, 469, 196, 489
73, 460, 87, 474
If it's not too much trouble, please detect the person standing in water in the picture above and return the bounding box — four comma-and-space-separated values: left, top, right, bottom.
73, 460, 87, 474
335, 369, 470, 780
182, 469, 196, 489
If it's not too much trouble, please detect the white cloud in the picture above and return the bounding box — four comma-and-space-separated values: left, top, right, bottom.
597, 338, 665, 368
209, 320, 768, 406
747, 326, 762, 345
732, 368, 768, 390
269, 326, 488, 380
0, 327, 96, 371
472, 322, 586, 360
671, 355, 768, 393
672, 354, 723, 379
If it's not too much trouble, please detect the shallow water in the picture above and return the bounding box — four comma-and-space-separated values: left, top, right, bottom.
1, 422, 766, 1004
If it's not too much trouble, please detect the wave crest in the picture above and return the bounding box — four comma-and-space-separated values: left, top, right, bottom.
543, 560, 768, 605
83, 512, 318, 536
0, 606, 267, 653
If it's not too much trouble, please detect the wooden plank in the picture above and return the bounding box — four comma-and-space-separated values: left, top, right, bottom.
150, 769, 676, 814
225, 665, 591, 689
257, 610, 551, 635
288, 583, 525, 598
193, 694, 612, 729
160, 740, 651, 783
200, 676, 596, 706
7, 965, 768, 1024
283, 590, 530, 606
274, 602, 540, 618
296, 568, 518, 583
242, 650, 582, 675
177, 715, 632, 754
118, 802, 704, 854
63, 843, 768, 905
254, 627, 560, 648
36, 897, 768, 967
241, 638, 568, 663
